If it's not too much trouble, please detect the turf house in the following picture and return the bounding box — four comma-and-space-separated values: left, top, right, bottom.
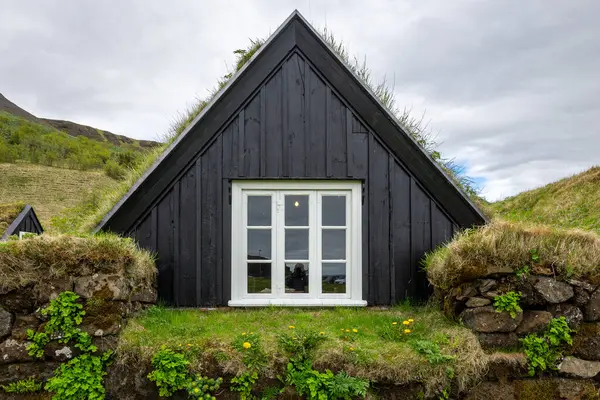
96, 11, 486, 307
0, 203, 43, 241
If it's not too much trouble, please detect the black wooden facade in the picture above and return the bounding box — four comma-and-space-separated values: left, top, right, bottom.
1, 205, 43, 241
98, 11, 486, 306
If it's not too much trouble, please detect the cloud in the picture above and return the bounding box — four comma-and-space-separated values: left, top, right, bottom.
0, 0, 598, 200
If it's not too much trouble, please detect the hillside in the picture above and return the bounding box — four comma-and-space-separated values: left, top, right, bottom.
491, 166, 600, 233
0, 162, 118, 229
0, 93, 158, 148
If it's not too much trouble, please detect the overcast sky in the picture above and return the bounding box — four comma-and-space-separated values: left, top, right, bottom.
1, 1, 598, 201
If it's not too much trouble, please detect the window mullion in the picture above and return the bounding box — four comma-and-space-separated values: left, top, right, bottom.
313, 192, 321, 298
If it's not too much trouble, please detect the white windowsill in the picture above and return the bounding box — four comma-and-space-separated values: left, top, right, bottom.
228, 298, 368, 307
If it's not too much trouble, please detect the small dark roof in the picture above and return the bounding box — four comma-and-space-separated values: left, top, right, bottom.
0, 204, 44, 240
97, 10, 487, 233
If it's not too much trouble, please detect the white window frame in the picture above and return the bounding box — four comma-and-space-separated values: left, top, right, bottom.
229, 180, 365, 307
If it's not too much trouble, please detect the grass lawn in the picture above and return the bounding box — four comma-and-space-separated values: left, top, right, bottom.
119, 305, 489, 393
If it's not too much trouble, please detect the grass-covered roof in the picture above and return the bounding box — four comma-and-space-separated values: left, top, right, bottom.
425, 219, 600, 290
55, 18, 478, 234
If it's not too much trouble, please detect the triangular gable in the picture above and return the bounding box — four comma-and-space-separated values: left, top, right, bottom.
1, 205, 44, 240
97, 10, 486, 233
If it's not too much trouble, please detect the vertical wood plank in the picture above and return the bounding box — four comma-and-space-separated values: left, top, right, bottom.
222, 178, 232, 303
368, 136, 390, 304
222, 118, 239, 178
134, 213, 153, 251
173, 181, 180, 306
237, 111, 245, 177
264, 68, 283, 176
179, 166, 197, 306
283, 53, 306, 177
347, 110, 368, 179
195, 160, 203, 305
431, 203, 454, 248
352, 115, 368, 133
391, 160, 412, 303
201, 136, 222, 306
361, 136, 370, 303
156, 189, 175, 304
327, 92, 348, 177
410, 179, 432, 300
307, 67, 327, 177
243, 96, 261, 177
259, 87, 267, 177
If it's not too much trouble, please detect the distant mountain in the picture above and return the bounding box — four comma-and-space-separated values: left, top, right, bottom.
0, 93, 158, 148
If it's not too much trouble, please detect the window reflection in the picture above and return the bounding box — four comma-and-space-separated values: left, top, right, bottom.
248, 196, 271, 226
247, 229, 271, 259
285, 262, 309, 293
247, 262, 271, 294
285, 195, 308, 226
322, 229, 346, 260
322, 262, 346, 293
322, 196, 346, 226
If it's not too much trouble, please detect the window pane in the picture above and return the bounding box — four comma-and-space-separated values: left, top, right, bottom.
248, 196, 271, 226
285, 262, 309, 293
322, 196, 346, 226
247, 263, 271, 294
285, 195, 308, 226
322, 263, 346, 294
247, 229, 271, 260
322, 229, 346, 260
285, 229, 309, 260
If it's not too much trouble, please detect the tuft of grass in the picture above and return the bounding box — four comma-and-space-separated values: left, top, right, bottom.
119, 305, 489, 394
425, 219, 600, 290
0, 201, 25, 237
491, 166, 600, 234
0, 233, 156, 293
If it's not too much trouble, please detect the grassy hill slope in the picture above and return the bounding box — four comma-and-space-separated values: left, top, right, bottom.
0, 93, 157, 148
0, 162, 118, 229
491, 166, 600, 233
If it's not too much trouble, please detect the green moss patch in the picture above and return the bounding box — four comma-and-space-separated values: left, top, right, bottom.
0, 233, 156, 293
425, 220, 600, 290
119, 305, 490, 394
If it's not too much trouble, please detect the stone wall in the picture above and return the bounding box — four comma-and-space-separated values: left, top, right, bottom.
0, 274, 156, 390
441, 273, 600, 380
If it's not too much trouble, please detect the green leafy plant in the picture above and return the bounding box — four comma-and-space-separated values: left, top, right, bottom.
0, 378, 43, 394
409, 340, 455, 365
45, 351, 113, 400
147, 346, 191, 397
521, 316, 573, 376
27, 291, 97, 358
232, 332, 267, 371
26, 330, 49, 358
493, 291, 523, 318
529, 249, 540, 263
230, 371, 258, 400
186, 375, 223, 400
277, 328, 326, 362
515, 265, 530, 279
284, 359, 369, 400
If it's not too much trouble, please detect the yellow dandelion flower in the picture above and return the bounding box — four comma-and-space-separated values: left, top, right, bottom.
250, 332, 254, 334
319, 331, 325, 335
402, 320, 410, 325
345, 329, 350, 332
352, 328, 358, 333
404, 329, 411, 334
392, 322, 398, 325
340, 328, 344, 331
242, 342, 251, 349
288, 325, 295, 329
194, 388, 200, 393
242, 332, 246, 336
349, 347, 355, 351
408, 319, 414, 323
